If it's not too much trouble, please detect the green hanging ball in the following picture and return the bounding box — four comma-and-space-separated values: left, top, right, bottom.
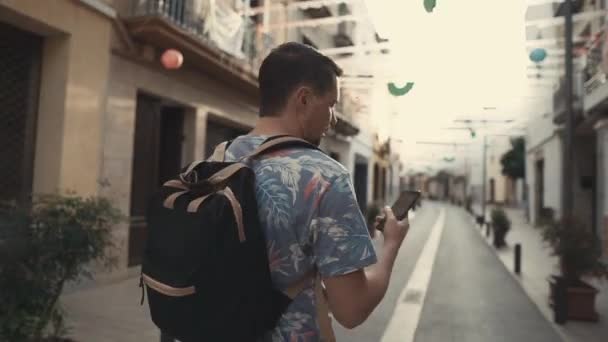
529, 48, 547, 63
424, 0, 437, 13
388, 82, 415, 96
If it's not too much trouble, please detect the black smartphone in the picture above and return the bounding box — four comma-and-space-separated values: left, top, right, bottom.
376, 190, 421, 231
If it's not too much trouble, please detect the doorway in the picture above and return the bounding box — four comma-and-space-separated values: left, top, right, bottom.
353, 155, 368, 212
204, 119, 248, 159
129, 93, 186, 266
0, 22, 42, 203
535, 159, 545, 223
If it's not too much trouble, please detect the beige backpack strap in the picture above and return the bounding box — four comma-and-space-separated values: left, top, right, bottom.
284, 269, 336, 342
211, 141, 229, 162
284, 269, 335, 341
246, 136, 315, 159
180, 141, 230, 181
314, 274, 336, 342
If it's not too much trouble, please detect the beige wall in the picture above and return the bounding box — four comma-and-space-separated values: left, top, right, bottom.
102, 54, 258, 271
2, 0, 261, 275
486, 142, 509, 204
1, 0, 113, 197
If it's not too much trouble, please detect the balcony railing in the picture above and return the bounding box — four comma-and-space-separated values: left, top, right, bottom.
584, 28, 607, 95
333, 2, 354, 55
130, 0, 274, 74
334, 21, 355, 52
553, 71, 584, 124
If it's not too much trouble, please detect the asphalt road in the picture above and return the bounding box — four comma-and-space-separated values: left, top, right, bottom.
333, 202, 563, 342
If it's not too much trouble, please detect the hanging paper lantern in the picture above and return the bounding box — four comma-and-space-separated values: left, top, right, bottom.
388, 82, 415, 96
424, 0, 437, 13
529, 48, 547, 63
161, 49, 184, 69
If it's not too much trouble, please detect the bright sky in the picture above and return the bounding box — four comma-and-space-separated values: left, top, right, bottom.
361, 0, 534, 173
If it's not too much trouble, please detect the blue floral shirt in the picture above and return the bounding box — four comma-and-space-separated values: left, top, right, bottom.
224, 135, 377, 342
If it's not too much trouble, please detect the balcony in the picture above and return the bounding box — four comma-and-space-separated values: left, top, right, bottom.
332, 110, 360, 137
583, 26, 608, 114
553, 71, 584, 124
375, 33, 390, 54
334, 21, 355, 48
124, 0, 274, 96
297, 0, 332, 19
327, 96, 359, 137
333, 3, 355, 56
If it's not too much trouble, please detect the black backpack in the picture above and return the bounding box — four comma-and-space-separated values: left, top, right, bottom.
140, 136, 323, 342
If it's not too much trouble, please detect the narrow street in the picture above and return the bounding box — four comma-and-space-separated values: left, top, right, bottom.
335, 202, 563, 342
3, 1, 608, 341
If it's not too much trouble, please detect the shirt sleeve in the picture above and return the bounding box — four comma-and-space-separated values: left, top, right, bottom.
312, 173, 378, 277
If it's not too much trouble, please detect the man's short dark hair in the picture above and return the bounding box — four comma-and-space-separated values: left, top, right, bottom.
258, 42, 343, 117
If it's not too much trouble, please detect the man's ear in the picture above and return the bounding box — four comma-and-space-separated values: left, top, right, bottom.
294, 86, 312, 106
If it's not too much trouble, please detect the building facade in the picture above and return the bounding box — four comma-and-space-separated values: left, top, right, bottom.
526, 0, 608, 259
1, 0, 269, 280
1, 0, 395, 280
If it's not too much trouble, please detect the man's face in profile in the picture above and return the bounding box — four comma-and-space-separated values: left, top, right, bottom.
299, 78, 339, 146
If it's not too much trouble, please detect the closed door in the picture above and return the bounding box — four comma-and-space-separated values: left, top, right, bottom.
354, 162, 368, 212
535, 159, 544, 219
129, 94, 185, 266
0, 22, 42, 204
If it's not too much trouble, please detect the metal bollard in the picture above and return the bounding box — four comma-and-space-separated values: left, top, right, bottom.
476, 215, 485, 227
553, 276, 567, 325
514, 243, 521, 274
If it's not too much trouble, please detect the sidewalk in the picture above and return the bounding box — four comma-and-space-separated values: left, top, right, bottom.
471, 204, 608, 342
61, 274, 160, 342
59, 211, 421, 342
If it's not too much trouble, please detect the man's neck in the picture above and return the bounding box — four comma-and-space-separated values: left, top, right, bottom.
249, 117, 301, 138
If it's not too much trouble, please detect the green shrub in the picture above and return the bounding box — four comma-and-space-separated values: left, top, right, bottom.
541, 216, 608, 285
0, 194, 122, 341
491, 207, 511, 248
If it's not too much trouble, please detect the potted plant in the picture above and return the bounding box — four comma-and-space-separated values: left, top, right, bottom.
0, 193, 122, 341
490, 207, 511, 248
542, 216, 608, 322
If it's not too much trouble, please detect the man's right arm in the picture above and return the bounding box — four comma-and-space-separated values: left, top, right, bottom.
323, 207, 408, 329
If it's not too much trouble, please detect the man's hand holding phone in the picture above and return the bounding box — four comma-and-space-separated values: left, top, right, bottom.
374, 207, 409, 248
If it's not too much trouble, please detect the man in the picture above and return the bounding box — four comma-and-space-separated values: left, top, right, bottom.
223, 42, 409, 341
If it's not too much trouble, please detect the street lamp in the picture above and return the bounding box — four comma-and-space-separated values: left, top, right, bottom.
563, 0, 575, 222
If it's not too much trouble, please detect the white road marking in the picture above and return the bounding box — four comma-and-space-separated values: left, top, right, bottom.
380, 208, 446, 342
